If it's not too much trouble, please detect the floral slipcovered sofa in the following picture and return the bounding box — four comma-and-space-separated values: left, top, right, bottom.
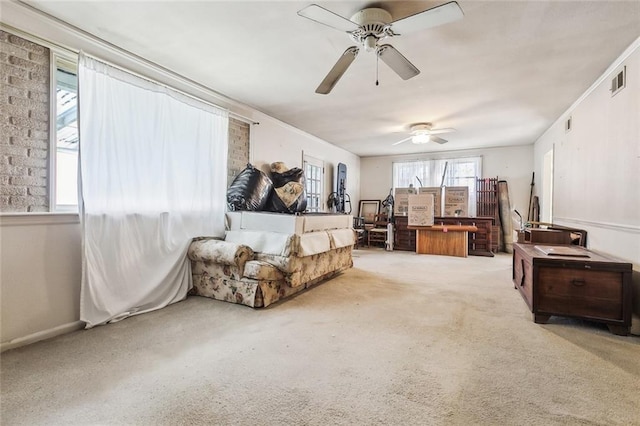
188, 212, 354, 308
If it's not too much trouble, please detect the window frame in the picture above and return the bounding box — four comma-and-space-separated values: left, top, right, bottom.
0, 25, 79, 215
392, 156, 482, 217
303, 155, 324, 213
49, 51, 80, 212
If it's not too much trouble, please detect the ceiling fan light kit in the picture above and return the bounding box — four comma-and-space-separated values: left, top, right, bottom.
392, 123, 455, 146
411, 123, 434, 144
349, 8, 393, 52
297, 1, 464, 94
412, 134, 431, 144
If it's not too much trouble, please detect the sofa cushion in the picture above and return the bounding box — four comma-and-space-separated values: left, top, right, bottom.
243, 260, 284, 281
255, 246, 353, 288
192, 261, 243, 282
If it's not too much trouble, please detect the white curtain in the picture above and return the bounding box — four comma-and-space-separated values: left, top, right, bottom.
392, 156, 482, 216
78, 53, 228, 327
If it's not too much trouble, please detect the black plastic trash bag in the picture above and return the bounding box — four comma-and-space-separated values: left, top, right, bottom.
271, 167, 304, 188
265, 162, 307, 213
265, 181, 308, 213
227, 164, 273, 211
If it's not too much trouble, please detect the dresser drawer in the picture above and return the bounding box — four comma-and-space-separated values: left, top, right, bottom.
537, 268, 622, 300
537, 267, 623, 320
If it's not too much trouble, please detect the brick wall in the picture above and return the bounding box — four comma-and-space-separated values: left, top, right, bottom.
0, 30, 51, 212
0, 30, 249, 210
227, 117, 250, 185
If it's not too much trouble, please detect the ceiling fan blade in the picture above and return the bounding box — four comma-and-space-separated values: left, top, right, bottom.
391, 1, 464, 34
297, 4, 360, 32
431, 136, 448, 144
376, 44, 420, 80
392, 137, 412, 146
429, 128, 456, 135
316, 46, 359, 94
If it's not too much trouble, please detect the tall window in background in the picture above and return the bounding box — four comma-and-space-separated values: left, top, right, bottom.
52, 54, 79, 211
303, 155, 324, 212
393, 156, 482, 216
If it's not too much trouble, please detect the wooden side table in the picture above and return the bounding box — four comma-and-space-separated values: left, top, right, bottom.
408, 225, 478, 257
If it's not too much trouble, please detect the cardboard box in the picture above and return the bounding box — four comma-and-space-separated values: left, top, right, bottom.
444, 186, 469, 216
408, 194, 435, 226
394, 187, 418, 215
419, 187, 442, 217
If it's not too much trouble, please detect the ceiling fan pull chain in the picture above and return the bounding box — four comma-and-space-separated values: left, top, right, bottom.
376, 54, 379, 86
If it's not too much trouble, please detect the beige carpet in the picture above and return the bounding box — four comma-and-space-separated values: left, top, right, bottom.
2, 250, 639, 425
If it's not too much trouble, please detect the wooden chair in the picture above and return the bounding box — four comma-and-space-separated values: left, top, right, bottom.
353, 216, 366, 249
367, 214, 388, 248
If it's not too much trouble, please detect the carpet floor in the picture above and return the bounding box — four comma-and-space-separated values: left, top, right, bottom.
1, 250, 639, 425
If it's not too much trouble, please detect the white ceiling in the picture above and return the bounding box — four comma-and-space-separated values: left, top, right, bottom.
24, 0, 640, 157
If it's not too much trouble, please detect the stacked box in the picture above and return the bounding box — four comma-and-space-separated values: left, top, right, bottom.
444, 186, 469, 216
408, 194, 435, 227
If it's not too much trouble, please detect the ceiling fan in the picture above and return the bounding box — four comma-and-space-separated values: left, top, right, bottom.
392, 123, 455, 145
297, 1, 464, 94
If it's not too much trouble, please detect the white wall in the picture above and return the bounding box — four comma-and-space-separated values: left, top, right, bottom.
533, 39, 640, 333
533, 40, 640, 267
250, 112, 360, 213
0, 4, 360, 350
0, 215, 82, 350
360, 145, 534, 218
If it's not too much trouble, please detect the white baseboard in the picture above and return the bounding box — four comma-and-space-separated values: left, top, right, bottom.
1, 321, 84, 353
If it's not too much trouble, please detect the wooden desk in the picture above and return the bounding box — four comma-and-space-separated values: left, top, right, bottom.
408, 225, 478, 257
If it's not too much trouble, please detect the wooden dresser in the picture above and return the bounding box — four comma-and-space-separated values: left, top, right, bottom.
394, 216, 494, 256
512, 243, 632, 335
393, 216, 416, 251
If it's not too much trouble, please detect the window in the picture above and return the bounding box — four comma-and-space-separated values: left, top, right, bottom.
51, 54, 79, 211
393, 156, 482, 216
0, 30, 79, 213
303, 155, 324, 212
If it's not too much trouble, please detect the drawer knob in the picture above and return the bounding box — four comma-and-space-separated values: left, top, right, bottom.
571, 279, 586, 287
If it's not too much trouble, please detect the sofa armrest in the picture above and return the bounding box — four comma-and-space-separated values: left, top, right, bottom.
188, 238, 254, 274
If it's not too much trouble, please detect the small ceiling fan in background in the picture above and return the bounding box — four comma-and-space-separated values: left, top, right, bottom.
297, 1, 464, 94
392, 123, 455, 145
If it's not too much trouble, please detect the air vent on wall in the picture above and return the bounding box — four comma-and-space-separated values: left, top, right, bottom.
611, 66, 626, 97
